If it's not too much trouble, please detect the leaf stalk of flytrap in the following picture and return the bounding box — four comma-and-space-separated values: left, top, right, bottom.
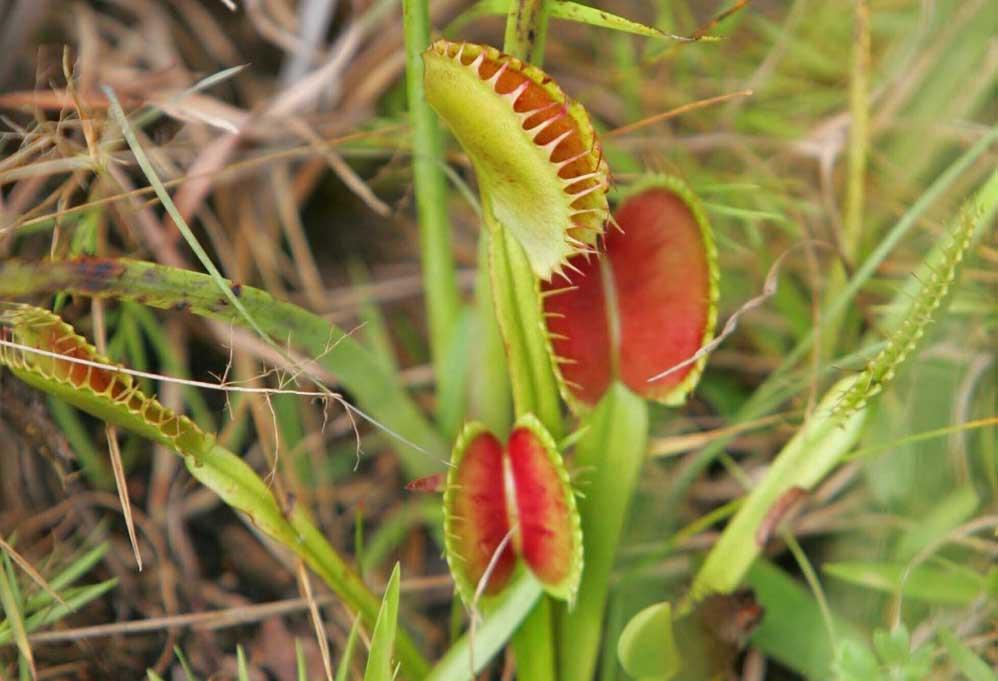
558, 384, 648, 681
0, 257, 445, 477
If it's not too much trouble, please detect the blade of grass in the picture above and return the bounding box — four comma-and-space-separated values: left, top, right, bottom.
0, 553, 34, 679
402, 0, 463, 415
335, 619, 362, 681
822, 561, 986, 605
363, 563, 401, 681
0, 580, 117, 645
236, 645, 249, 681
23, 544, 107, 612
937, 627, 996, 681
0, 539, 65, 610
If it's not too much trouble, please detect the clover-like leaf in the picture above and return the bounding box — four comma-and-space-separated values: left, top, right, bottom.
443, 416, 582, 605
542, 176, 719, 410
423, 40, 609, 281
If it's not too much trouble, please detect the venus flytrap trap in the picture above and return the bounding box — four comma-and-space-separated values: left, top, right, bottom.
542, 176, 719, 410
422, 39, 610, 282
444, 415, 582, 605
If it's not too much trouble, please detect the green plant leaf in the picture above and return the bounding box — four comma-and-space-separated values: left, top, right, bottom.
747, 561, 862, 680
0, 550, 33, 679
873, 625, 910, 667
617, 602, 679, 680
425, 572, 543, 681
489, 229, 563, 436
895, 485, 978, 561
236, 645, 250, 681
542, 177, 718, 411
364, 563, 401, 681
443, 416, 582, 604
464, 0, 691, 40
938, 627, 996, 681
559, 383, 648, 681
823, 560, 987, 605
335, 619, 362, 681
833, 638, 881, 681
0, 303, 429, 679
296, 639, 309, 681
0, 580, 118, 645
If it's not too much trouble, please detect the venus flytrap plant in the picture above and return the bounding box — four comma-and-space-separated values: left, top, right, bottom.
549, 178, 719, 681
0, 257, 444, 477
422, 28, 600, 680
0, 303, 430, 679
420, 18, 723, 679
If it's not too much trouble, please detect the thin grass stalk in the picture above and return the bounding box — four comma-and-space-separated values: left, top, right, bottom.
402, 0, 463, 429
843, 0, 871, 260
818, 0, 873, 363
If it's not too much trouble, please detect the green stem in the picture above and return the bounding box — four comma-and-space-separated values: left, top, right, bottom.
512, 595, 556, 680
488, 227, 563, 437
558, 384, 648, 681
504, 0, 551, 64
470, 229, 513, 433
403, 0, 463, 423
